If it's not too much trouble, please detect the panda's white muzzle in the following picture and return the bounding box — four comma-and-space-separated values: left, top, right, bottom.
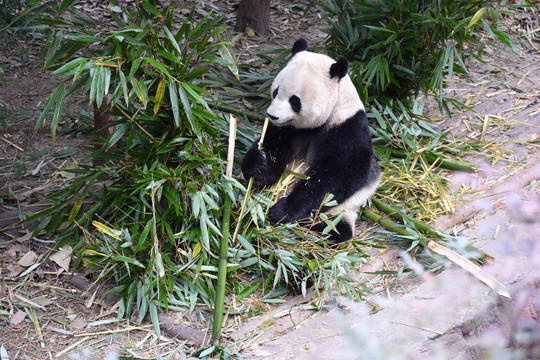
267, 112, 279, 121
266, 100, 295, 126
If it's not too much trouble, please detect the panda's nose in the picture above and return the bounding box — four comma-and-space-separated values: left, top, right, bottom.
267, 112, 278, 121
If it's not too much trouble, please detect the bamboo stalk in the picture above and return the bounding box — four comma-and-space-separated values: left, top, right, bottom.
212, 194, 232, 342
371, 197, 439, 235
374, 145, 475, 172
362, 208, 413, 237
212, 117, 269, 342
212, 114, 237, 342
427, 241, 511, 298
369, 198, 490, 265
230, 117, 269, 246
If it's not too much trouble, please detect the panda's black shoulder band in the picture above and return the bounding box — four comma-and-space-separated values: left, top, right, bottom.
330, 57, 349, 81
291, 39, 308, 56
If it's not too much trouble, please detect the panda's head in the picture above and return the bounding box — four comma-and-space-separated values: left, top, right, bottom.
266, 39, 364, 129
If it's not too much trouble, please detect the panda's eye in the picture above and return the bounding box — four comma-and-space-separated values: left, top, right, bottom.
272, 87, 279, 99
289, 95, 301, 113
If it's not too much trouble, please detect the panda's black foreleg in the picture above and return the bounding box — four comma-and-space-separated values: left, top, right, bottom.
310, 217, 353, 244
241, 124, 296, 188
267, 172, 339, 224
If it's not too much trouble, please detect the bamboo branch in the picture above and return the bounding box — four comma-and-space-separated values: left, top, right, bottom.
374, 145, 475, 172
362, 208, 413, 237
371, 197, 439, 235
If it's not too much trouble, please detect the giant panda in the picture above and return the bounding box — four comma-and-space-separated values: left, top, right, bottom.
241, 38, 380, 243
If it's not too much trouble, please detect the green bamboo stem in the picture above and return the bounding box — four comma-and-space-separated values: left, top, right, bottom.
212, 117, 268, 343
212, 114, 237, 343
374, 145, 475, 172
370, 197, 489, 261
362, 208, 413, 237
371, 197, 439, 236
212, 196, 231, 342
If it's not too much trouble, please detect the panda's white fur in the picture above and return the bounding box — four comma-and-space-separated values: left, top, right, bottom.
241, 39, 380, 243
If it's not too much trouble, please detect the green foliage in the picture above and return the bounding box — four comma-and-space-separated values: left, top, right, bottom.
1, 0, 20, 24
318, 0, 520, 227
23, 0, 369, 337
320, 0, 516, 106
23, 0, 518, 342
25, 0, 242, 318
314, 0, 522, 260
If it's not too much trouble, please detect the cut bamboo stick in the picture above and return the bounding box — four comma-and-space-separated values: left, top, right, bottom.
212, 114, 237, 342
427, 241, 511, 298
212, 116, 269, 343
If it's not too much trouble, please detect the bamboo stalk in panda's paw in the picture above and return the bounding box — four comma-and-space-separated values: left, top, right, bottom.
234, 117, 270, 236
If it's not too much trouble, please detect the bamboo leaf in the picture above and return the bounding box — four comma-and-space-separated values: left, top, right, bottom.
131, 77, 145, 105
103, 66, 111, 95
35, 84, 65, 131
491, 29, 515, 50
52, 57, 87, 75
72, 61, 89, 82
93, 221, 122, 240
106, 123, 126, 150
148, 302, 160, 337
144, 57, 173, 80
136, 219, 152, 252
127, 58, 142, 81
238, 281, 261, 301
57, 0, 79, 13
237, 234, 256, 254
218, 44, 239, 80
163, 26, 182, 54
200, 216, 210, 251
468, 8, 486, 29
82, 249, 107, 257
156, 48, 182, 64
193, 241, 202, 258
112, 256, 145, 268
89, 65, 100, 104
138, 291, 147, 323
168, 79, 180, 127
153, 78, 166, 115
155, 252, 165, 278
50, 85, 65, 143
181, 82, 210, 112
119, 69, 129, 106
64, 34, 104, 42
141, 1, 163, 18
178, 83, 198, 136
68, 197, 84, 224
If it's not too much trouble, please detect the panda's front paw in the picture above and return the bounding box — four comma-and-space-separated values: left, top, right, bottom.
241, 149, 267, 182
268, 198, 293, 224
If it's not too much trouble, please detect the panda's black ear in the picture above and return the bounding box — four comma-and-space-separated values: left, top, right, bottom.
291, 39, 308, 56
330, 57, 349, 81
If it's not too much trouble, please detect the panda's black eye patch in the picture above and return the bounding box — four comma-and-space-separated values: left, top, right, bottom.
272, 87, 279, 99
289, 95, 301, 113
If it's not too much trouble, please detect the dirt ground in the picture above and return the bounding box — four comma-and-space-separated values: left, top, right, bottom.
1, 1, 539, 360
